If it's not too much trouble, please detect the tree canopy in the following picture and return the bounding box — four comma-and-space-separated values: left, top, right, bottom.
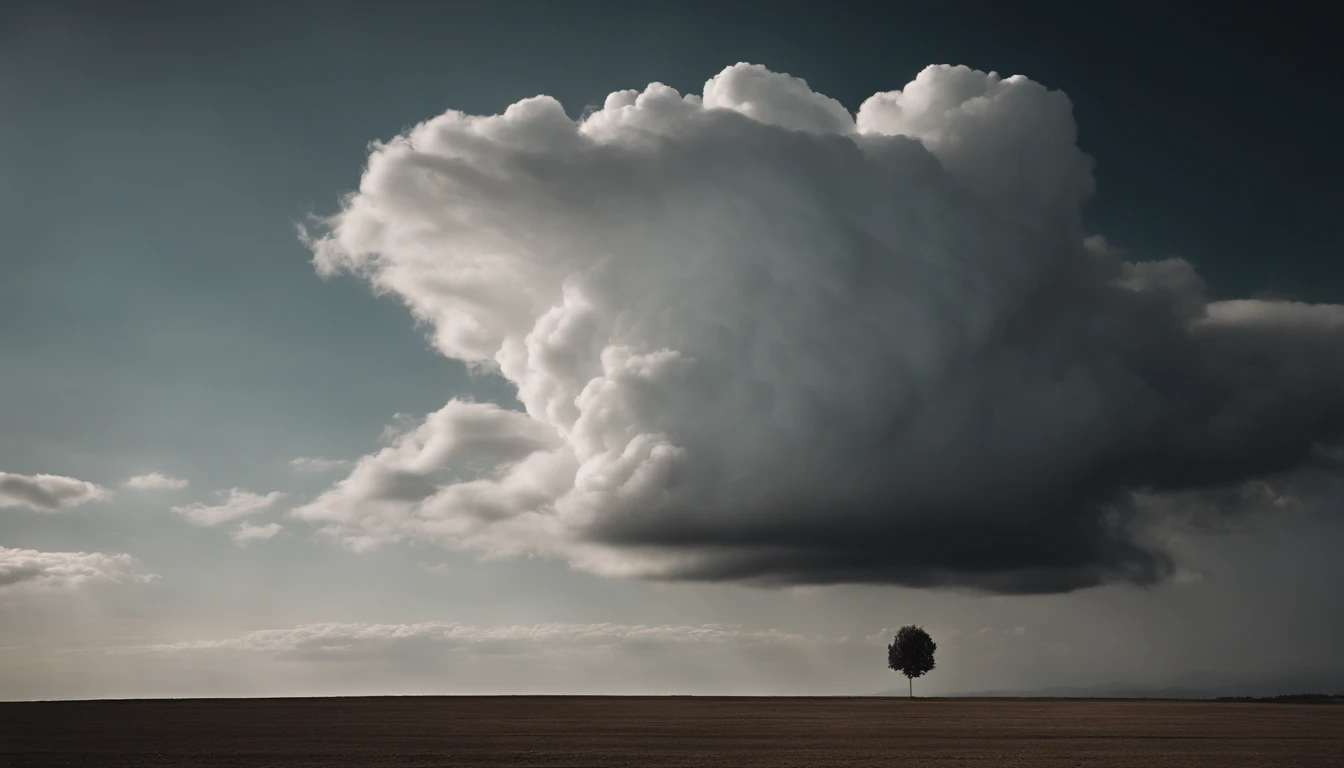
887, 625, 936, 697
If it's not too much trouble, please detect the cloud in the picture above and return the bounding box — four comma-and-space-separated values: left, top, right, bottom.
127, 621, 829, 659
1173, 569, 1205, 585
232, 522, 282, 546
1198, 299, 1344, 331
106, 620, 866, 696
0, 546, 157, 591
292, 400, 565, 553
299, 62, 1344, 594
172, 488, 286, 527
124, 472, 189, 491
289, 457, 353, 473
0, 472, 108, 511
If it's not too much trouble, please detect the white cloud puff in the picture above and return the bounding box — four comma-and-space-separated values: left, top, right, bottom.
172, 488, 286, 527
855, 64, 1096, 233
0, 546, 157, 591
232, 521, 282, 546
299, 62, 1344, 593
124, 472, 189, 491
0, 472, 108, 511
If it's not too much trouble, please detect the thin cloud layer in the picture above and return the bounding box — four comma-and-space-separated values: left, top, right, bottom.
124, 472, 189, 491
289, 457, 353, 473
0, 546, 156, 591
130, 621, 827, 658
172, 488, 286, 527
299, 63, 1344, 593
102, 620, 864, 696
0, 472, 108, 511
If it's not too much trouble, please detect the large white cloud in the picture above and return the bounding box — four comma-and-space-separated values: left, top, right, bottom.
0, 546, 156, 591
0, 472, 108, 511
297, 62, 1344, 593
172, 488, 286, 527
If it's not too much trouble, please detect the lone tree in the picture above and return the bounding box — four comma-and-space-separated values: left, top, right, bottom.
887, 625, 936, 698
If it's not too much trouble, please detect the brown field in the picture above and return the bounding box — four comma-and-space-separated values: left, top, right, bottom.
2, 696, 1341, 767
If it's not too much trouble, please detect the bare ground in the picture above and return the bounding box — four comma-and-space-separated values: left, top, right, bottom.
2, 696, 1341, 767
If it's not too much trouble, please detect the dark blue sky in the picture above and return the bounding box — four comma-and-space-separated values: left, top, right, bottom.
11, 1, 1338, 289
5, 1, 1338, 474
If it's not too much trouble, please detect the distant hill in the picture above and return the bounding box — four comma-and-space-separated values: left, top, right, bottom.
1212, 694, 1344, 704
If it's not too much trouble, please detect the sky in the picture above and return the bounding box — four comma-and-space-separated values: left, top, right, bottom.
2, 1, 1342, 700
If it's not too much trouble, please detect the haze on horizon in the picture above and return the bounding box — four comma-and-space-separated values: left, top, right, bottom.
2, 1, 1342, 701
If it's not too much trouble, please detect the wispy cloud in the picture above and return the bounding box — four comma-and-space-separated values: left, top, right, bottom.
126, 621, 833, 658
100, 621, 873, 697
124, 472, 189, 491
171, 488, 286, 527
289, 457, 352, 473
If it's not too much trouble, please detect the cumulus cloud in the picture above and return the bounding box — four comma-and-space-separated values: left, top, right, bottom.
124, 472, 189, 491
298, 62, 1344, 593
0, 546, 156, 591
172, 488, 286, 527
232, 521, 282, 546
289, 457, 353, 473
0, 472, 108, 511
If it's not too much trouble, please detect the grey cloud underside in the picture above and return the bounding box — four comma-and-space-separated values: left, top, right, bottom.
299, 64, 1344, 594
0, 472, 106, 511
0, 546, 155, 591
587, 266, 1344, 592
0, 564, 45, 588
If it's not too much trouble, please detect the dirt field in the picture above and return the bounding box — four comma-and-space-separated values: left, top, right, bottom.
2, 696, 1341, 767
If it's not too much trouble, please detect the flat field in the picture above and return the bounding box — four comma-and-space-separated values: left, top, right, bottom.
2, 696, 1341, 767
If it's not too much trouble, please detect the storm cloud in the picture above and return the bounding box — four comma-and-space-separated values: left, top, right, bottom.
296, 63, 1344, 593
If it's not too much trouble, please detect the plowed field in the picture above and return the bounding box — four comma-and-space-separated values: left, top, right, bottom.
3, 696, 1341, 767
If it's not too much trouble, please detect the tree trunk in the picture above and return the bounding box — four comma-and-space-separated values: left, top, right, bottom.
908, 676, 912, 698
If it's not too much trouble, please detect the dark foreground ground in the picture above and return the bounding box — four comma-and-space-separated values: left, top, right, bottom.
2, 696, 1341, 767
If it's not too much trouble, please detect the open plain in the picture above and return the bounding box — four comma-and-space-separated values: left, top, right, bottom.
2, 696, 1341, 767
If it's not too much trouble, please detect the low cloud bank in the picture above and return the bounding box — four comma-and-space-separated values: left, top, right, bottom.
0, 546, 157, 591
